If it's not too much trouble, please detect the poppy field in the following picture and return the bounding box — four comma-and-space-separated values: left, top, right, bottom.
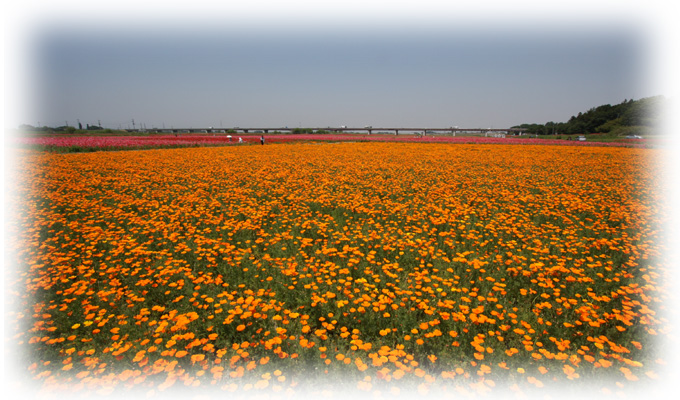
14, 132, 655, 153
6, 141, 671, 398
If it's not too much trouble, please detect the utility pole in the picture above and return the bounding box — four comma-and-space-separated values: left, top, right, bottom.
132, 119, 136, 130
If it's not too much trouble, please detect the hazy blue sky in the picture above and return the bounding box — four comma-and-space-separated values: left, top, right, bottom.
10, 3, 666, 130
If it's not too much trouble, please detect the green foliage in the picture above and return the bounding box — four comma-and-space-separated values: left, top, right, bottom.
513, 96, 664, 136
620, 96, 664, 127
292, 128, 314, 134
19, 124, 50, 132
594, 117, 623, 133
606, 125, 653, 137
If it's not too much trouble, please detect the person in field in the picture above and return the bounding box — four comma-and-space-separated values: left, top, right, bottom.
260, 136, 265, 145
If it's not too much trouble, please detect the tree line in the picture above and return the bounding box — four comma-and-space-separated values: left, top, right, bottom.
511, 96, 664, 136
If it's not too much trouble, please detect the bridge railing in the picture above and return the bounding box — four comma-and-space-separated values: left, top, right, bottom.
134, 127, 527, 135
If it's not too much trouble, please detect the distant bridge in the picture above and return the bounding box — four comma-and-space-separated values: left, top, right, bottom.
128, 127, 527, 135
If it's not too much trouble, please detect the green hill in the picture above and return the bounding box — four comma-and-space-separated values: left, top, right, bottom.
512, 96, 665, 136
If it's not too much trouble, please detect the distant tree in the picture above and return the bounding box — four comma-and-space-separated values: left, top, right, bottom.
53, 126, 76, 133
620, 96, 664, 127
517, 96, 663, 135
545, 121, 557, 135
